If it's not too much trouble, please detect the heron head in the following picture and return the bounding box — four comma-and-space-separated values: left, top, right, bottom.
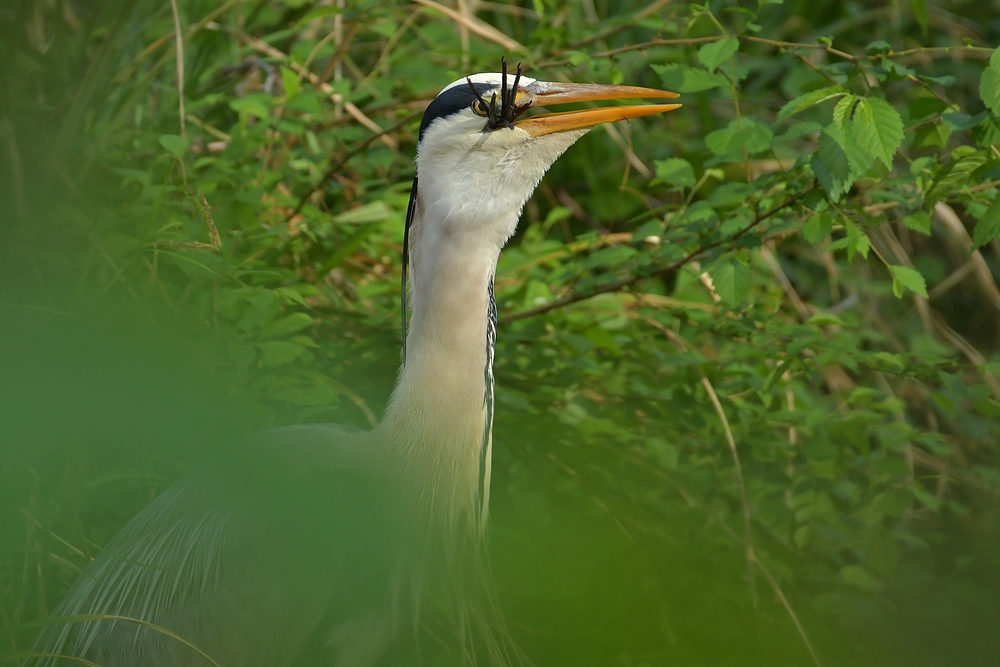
414, 59, 681, 230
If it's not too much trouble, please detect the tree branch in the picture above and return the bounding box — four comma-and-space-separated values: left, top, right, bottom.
502, 184, 817, 323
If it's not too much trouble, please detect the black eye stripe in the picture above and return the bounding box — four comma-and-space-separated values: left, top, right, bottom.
418, 83, 497, 141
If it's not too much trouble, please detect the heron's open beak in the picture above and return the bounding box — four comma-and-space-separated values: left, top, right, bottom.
513, 82, 681, 137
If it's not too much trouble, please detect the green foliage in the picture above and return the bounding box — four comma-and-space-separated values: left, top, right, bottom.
2, 0, 1000, 665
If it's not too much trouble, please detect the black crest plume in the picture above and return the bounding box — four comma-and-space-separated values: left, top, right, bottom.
465, 57, 524, 130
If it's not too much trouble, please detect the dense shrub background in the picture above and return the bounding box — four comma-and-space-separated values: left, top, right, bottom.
2, 1, 1000, 665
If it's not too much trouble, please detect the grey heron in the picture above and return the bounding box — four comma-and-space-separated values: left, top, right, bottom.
31, 60, 680, 667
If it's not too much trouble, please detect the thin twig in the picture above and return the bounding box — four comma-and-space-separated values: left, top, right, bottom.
206, 22, 398, 150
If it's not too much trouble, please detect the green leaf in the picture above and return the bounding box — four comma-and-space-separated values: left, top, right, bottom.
651, 64, 729, 93
705, 118, 773, 159
903, 211, 931, 235
981, 48, 1000, 115
846, 220, 870, 261
158, 134, 188, 158
281, 66, 300, 98
908, 97, 947, 120
909, 0, 929, 32
829, 118, 876, 182
972, 114, 1000, 149
777, 86, 848, 121
912, 122, 950, 148
697, 37, 739, 72
972, 198, 1000, 248
712, 259, 752, 305
855, 98, 904, 169
811, 129, 851, 201
654, 158, 696, 188
230, 94, 272, 118
889, 265, 928, 298
832, 94, 855, 132
925, 152, 990, 204
943, 111, 988, 130
803, 213, 832, 245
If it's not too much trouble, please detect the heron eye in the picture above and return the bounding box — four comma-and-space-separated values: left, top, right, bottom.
471, 99, 489, 117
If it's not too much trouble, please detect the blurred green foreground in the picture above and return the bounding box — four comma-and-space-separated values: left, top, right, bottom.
3, 1, 1000, 666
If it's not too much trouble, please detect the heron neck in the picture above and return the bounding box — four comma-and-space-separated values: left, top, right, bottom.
377, 201, 512, 525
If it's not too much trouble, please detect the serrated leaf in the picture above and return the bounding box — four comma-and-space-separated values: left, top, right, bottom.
855, 98, 904, 169
909, 0, 929, 32
972, 114, 1000, 149
889, 265, 928, 298
803, 213, 832, 245
811, 129, 852, 201
847, 220, 870, 261
981, 48, 1000, 115
654, 158, 696, 187
903, 211, 931, 235
712, 260, 752, 305
972, 198, 1000, 248
832, 94, 855, 131
826, 108, 878, 190
158, 134, 188, 158
777, 86, 848, 121
697, 37, 739, 72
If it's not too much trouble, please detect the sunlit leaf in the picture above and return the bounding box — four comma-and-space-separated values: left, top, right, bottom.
980, 48, 1000, 115
777, 85, 848, 121
903, 211, 931, 235
855, 97, 904, 169
889, 265, 928, 298
697, 37, 739, 72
